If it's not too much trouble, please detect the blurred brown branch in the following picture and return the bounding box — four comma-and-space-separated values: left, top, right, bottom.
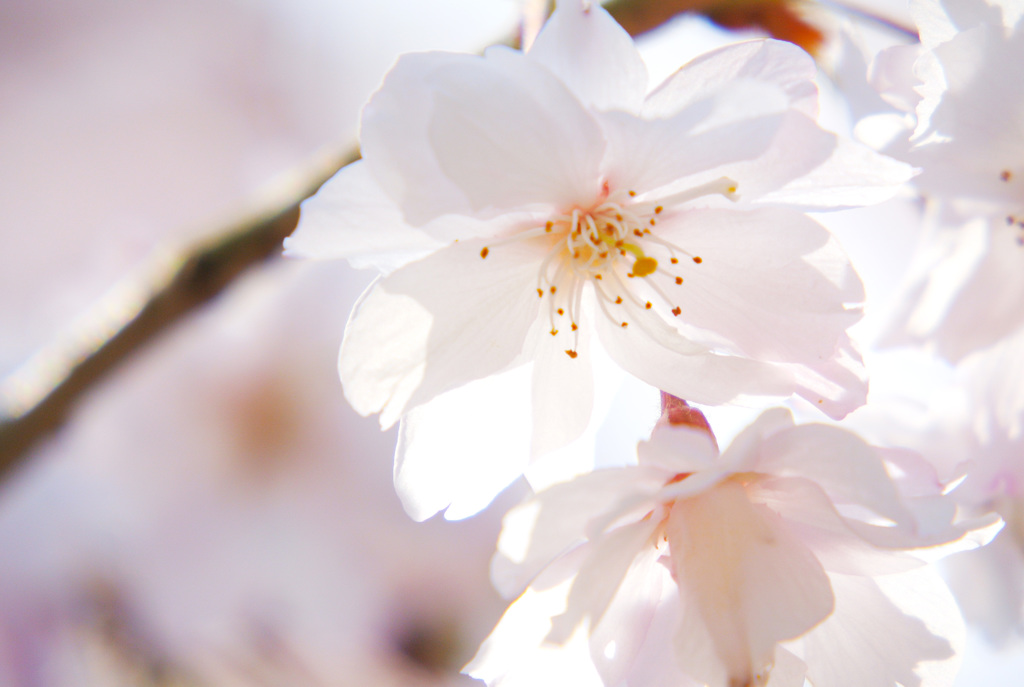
0, 149, 358, 476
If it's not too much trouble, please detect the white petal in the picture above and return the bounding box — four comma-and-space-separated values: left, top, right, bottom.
339, 238, 542, 427
778, 338, 869, 420
594, 296, 794, 407
944, 532, 1024, 642
285, 161, 443, 273
598, 104, 785, 197
527, 1, 648, 112
360, 51, 478, 224
466, 580, 607, 687
530, 317, 595, 457
654, 207, 863, 363
719, 110, 838, 204
757, 133, 916, 209
803, 571, 959, 687
925, 222, 1024, 361
393, 366, 533, 521
667, 479, 834, 685
492, 466, 664, 597
642, 39, 820, 120
426, 46, 606, 215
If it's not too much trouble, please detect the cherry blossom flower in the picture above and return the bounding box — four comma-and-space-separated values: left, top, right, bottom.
287, 0, 912, 519
467, 401, 998, 687
881, 0, 1024, 359
870, 327, 1024, 644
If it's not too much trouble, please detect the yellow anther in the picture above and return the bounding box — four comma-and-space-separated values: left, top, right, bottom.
633, 256, 658, 277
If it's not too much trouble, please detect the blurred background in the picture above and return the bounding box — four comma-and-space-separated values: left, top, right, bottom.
2, 0, 1023, 685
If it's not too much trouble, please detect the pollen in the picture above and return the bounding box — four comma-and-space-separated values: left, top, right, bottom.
557, 308, 564, 315
550, 328, 558, 336
571, 323, 578, 331
670, 257, 678, 264
645, 301, 653, 309
545, 221, 554, 232
480, 247, 489, 259
615, 296, 623, 304
550, 286, 557, 294
672, 307, 681, 316
632, 257, 658, 277
628, 190, 636, 197
675, 276, 683, 285
692, 256, 703, 264
654, 206, 663, 214
565, 349, 578, 359
537, 288, 543, 298
621, 322, 629, 328
1001, 170, 1013, 182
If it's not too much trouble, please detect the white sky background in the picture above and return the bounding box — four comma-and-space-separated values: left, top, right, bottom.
3, 0, 1024, 684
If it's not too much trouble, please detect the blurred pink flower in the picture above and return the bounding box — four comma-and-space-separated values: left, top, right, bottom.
883, 0, 1024, 359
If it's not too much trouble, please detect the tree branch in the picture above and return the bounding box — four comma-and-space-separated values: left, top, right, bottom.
0, 150, 357, 475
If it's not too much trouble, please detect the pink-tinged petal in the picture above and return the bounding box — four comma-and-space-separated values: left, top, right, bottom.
758, 422, 913, 526
803, 571, 958, 687
594, 296, 794, 407
393, 366, 533, 522
642, 39, 819, 120
493, 466, 664, 598
766, 646, 809, 687
426, 46, 606, 215
339, 238, 542, 428
750, 475, 923, 576
667, 480, 834, 686
588, 544, 667, 687
654, 207, 863, 363
548, 518, 660, 643
637, 422, 719, 475
530, 317, 595, 457
285, 161, 442, 273
360, 52, 478, 224
527, 1, 648, 113
598, 105, 785, 197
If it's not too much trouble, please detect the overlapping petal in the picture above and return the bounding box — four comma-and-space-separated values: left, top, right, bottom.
471, 409, 986, 687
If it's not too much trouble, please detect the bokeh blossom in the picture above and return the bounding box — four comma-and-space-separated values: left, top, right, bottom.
882, 0, 1024, 359
288, 0, 912, 520
468, 400, 997, 687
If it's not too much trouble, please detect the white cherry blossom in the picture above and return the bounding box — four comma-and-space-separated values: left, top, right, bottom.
468, 401, 997, 687
287, 0, 912, 519
882, 0, 1024, 359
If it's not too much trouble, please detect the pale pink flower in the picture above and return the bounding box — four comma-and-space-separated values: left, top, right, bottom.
468, 404, 996, 687
288, 1, 912, 519
882, 0, 1024, 359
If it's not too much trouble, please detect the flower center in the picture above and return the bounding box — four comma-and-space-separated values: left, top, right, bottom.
478, 177, 738, 358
